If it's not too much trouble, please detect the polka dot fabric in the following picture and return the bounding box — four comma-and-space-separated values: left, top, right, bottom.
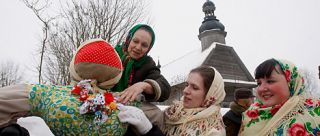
74, 41, 122, 70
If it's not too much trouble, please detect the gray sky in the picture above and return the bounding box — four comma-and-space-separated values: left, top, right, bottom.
1, 0, 320, 83
150, 0, 320, 77
0, 0, 41, 82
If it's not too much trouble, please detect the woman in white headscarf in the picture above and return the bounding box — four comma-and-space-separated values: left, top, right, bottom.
118, 65, 226, 136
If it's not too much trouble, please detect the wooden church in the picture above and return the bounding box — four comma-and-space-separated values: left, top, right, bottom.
159, 0, 257, 107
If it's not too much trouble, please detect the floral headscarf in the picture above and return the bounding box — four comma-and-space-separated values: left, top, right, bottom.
163, 67, 226, 136
240, 59, 320, 136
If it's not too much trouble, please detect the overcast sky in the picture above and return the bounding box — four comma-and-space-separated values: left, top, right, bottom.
150, 0, 320, 76
1, 0, 320, 83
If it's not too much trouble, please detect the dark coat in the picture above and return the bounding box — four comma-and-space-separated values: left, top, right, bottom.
0, 124, 29, 136
131, 56, 170, 102
123, 125, 164, 136
223, 102, 246, 136
223, 110, 241, 136
123, 56, 169, 136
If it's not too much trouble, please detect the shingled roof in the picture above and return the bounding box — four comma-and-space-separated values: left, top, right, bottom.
161, 42, 256, 88
160, 42, 256, 106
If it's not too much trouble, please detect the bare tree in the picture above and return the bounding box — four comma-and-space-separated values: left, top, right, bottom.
22, 0, 56, 84
170, 75, 187, 86
58, 0, 149, 47
22, 0, 151, 85
44, 33, 74, 85
42, 0, 150, 85
0, 61, 23, 87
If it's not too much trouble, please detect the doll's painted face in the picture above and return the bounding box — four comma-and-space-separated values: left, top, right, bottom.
183, 72, 207, 108
127, 29, 152, 60
256, 65, 290, 107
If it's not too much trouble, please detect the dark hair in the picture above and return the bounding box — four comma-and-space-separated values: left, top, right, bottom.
254, 58, 283, 79
190, 65, 215, 94
234, 88, 254, 100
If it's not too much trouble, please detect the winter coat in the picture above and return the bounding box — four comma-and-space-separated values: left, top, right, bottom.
130, 56, 170, 102
124, 125, 164, 136
122, 56, 169, 136
223, 102, 247, 136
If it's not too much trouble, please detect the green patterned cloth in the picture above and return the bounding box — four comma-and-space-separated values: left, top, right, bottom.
28, 84, 139, 136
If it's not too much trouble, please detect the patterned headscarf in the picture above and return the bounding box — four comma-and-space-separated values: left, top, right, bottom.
240, 59, 320, 136
163, 66, 226, 136
120, 24, 155, 54
112, 24, 155, 92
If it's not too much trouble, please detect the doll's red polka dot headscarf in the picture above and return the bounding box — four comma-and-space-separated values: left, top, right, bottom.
69, 39, 123, 89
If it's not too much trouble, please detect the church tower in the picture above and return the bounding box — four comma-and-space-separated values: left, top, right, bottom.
198, 0, 227, 51
160, 0, 256, 106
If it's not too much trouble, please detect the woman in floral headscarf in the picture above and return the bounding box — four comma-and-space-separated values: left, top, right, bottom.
240, 58, 320, 136
163, 65, 226, 136
118, 65, 226, 136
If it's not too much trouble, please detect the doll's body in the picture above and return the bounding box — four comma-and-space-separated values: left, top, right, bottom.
28, 84, 130, 135
0, 39, 133, 136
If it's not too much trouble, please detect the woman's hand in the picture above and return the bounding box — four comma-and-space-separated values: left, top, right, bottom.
118, 106, 152, 134
117, 82, 153, 104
